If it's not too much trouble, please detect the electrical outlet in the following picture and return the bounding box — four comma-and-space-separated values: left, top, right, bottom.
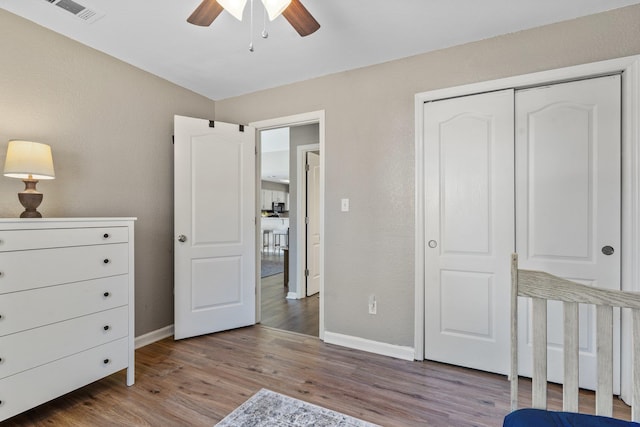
341, 198, 350, 212
368, 295, 377, 315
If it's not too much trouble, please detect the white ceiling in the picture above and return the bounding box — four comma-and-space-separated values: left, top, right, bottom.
3, 0, 640, 100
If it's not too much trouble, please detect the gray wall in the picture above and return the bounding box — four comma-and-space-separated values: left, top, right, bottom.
215, 5, 640, 347
0, 9, 215, 336
261, 181, 289, 193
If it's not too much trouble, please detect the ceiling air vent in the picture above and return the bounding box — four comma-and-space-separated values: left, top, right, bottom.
44, 0, 105, 24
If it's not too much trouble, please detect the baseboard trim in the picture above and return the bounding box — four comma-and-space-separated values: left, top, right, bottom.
135, 324, 174, 349
323, 331, 415, 361
286, 291, 299, 299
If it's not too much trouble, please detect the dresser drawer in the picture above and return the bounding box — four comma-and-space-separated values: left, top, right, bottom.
0, 337, 128, 422
0, 226, 128, 252
0, 243, 128, 294
0, 275, 128, 336
0, 306, 128, 380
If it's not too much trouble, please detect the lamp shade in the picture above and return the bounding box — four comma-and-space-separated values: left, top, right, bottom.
217, 0, 247, 20
261, 0, 291, 20
4, 140, 55, 180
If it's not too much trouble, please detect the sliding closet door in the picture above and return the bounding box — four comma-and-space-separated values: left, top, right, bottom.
515, 75, 621, 392
424, 89, 514, 375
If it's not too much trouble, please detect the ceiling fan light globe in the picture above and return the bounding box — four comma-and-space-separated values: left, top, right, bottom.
217, 0, 247, 20
261, 0, 291, 20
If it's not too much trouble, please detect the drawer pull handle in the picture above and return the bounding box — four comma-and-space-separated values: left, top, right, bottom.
103, 233, 110, 239
103, 325, 110, 331
103, 259, 110, 264
0, 314, 3, 320
103, 291, 110, 298
103, 358, 111, 365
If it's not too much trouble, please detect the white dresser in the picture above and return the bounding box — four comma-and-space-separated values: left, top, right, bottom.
0, 218, 136, 422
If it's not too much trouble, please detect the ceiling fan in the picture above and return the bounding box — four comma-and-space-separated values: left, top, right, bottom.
187, 0, 320, 37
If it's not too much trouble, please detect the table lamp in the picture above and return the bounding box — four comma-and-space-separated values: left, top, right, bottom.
3, 140, 55, 218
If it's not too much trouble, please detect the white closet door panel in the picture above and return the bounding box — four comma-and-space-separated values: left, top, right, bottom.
515, 75, 621, 391
440, 116, 490, 254
424, 89, 514, 375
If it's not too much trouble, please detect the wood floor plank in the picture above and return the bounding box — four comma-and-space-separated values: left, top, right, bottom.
260, 271, 319, 336
4, 326, 632, 426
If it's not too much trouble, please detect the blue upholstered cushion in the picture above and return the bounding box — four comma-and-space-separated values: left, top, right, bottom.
503, 408, 640, 427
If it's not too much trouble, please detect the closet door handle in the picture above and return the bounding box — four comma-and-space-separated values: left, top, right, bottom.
428, 240, 438, 249
602, 245, 615, 256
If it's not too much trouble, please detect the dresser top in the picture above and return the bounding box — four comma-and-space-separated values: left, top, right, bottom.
0, 217, 137, 223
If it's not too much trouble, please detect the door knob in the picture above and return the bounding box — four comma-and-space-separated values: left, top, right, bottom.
602, 245, 614, 256
177, 234, 187, 243
428, 240, 438, 248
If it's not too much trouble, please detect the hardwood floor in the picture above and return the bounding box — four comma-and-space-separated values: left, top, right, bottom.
260, 249, 319, 337
4, 326, 631, 426
260, 272, 319, 336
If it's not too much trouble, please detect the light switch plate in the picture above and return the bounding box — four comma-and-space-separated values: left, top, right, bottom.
341, 198, 349, 212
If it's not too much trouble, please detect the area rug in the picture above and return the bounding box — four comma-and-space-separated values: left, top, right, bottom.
216, 388, 379, 427
261, 260, 284, 278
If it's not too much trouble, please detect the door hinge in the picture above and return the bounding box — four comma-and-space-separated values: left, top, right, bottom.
209, 120, 215, 128
239, 124, 245, 132
305, 216, 309, 225
305, 269, 310, 277
305, 163, 310, 172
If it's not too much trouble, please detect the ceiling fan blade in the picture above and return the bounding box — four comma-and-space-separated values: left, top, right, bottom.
282, 0, 320, 37
187, 0, 224, 26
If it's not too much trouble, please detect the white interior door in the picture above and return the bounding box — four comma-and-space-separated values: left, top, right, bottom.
515, 75, 621, 391
174, 116, 256, 340
424, 89, 515, 375
306, 151, 321, 296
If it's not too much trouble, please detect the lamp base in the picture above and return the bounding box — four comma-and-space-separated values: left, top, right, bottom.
17, 178, 44, 218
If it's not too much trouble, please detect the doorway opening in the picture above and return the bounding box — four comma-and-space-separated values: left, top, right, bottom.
256, 118, 323, 338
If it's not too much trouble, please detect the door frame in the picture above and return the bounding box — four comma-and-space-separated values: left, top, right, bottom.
415, 55, 640, 403
251, 110, 326, 340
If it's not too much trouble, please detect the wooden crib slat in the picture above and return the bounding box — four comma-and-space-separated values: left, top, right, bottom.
633, 308, 640, 422
563, 301, 579, 412
532, 297, 547, 409
510, 254, 519, 411
596, 305, 613, 417
511, 254, 640, 419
